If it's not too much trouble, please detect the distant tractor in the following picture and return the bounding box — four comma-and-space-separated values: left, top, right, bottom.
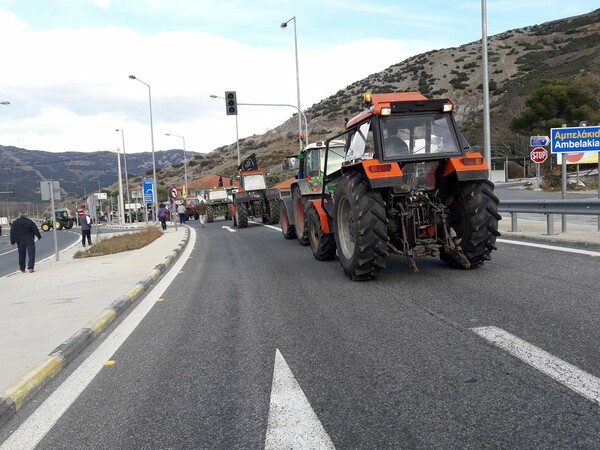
231, 154, 280, 228
206, 188, 232, 223
183, 197, 201, 220
305, 91, 501, 280
41, 208, 75, 232
279, 140, 346, 245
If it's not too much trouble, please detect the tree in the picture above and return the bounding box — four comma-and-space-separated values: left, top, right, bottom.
510, 77, 600, 135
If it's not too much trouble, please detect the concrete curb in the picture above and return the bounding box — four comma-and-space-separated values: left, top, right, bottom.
0, 229, 190, 428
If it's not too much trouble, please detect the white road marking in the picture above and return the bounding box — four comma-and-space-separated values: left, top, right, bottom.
0, 239, 80, 279
221, 226, 237, 232
249, 220, 279, 231
265, 349, 335, 450
0, 227, 197, 450
497, 238, 600, 256
471, 326, 600, 405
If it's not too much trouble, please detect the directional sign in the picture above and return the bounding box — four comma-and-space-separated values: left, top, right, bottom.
530, 135, 550, 147
530, 147, 548, 164
551, 125, 600, 153
142, 178, 155, 203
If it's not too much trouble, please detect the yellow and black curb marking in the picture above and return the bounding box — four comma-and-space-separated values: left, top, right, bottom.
0, 229, 190, 428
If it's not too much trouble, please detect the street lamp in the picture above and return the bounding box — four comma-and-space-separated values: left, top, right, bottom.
115, 128, 133, 223
0, 101, 9, 106
129, 74, 158, 220
481, 0, 491, 179
280, 16, 303, 152
116, 148, 125, 225
165, 133, 188, 196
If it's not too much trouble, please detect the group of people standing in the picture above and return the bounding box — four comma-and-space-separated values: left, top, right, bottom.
158, 200, 206, 231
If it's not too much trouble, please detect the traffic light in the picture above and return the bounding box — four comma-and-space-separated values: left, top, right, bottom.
225, 91, 237, 115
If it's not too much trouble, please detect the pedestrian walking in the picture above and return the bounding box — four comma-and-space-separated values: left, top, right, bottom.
177, 202, 186, 224
158, 203, 168, 231
81, 211, 93, 247
10, 212, 41, 273
198, 199, 207, 228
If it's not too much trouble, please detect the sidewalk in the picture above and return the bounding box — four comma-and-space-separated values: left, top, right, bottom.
0, 224, 190, 427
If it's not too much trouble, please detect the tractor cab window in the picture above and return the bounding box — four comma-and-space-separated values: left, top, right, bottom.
382, 114, 461, 159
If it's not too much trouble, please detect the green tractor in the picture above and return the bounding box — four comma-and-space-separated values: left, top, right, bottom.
206, 188, 233, 223
41, 208, 75, 232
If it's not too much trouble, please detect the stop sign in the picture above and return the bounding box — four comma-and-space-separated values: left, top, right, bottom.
530, 147, 548, 164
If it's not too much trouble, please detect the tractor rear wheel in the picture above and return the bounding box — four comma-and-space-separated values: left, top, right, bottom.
441, 180, 501, 269
308, 203, 336, 261
206, 206, 214, 223
237, 203, 248, 228
269, 199, 280, 225
280, 201, 296, 239
292, 187, 309, 246
65, 221, 73, 229
334, 172, 388, 281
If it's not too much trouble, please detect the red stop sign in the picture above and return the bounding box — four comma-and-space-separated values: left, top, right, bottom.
530, 147, 548, 164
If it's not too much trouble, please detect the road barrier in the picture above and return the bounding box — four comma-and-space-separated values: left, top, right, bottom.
499, 199, 600, 235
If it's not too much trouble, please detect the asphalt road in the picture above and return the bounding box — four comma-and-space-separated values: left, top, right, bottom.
2, 218, 599, 449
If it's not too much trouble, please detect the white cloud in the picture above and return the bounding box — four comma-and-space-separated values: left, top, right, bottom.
0, 11, 433, 154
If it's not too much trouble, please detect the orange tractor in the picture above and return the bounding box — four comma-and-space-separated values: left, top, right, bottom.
304, 92, 501, 280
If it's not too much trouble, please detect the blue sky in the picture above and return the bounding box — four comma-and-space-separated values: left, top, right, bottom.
0, 0, 598, 154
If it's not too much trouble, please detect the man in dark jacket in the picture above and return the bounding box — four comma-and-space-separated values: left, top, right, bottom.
10, 212, 42, 273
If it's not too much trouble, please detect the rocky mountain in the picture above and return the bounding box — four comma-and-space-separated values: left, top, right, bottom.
0, 145, 190, 203
159, 8, 598, 187
2, 9, 599, 203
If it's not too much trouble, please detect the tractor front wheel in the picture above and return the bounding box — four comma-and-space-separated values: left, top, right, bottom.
236, 203, 249, 228
41, 223, 50, 232
334, 172, 388, 281
206, 206, 215, 223
292, 187, 309, 246
308, 203, 336, 261
280, 201, 296, 239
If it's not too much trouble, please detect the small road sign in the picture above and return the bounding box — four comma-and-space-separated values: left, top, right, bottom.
170, 187, 178, 201
530, 147, 548, 164
530, 136, 550, 147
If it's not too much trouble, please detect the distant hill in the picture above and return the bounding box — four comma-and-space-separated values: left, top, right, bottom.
2, 9, 599, 202
0, 146, 190, 202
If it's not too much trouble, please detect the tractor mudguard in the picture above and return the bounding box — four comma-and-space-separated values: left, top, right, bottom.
280, 196, 295, 226
309, 199, 332, 234
443, 152, 489, 181
342, 160, 405, 189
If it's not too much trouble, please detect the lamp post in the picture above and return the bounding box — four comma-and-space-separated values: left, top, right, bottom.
129, 74, 158, 221
165, 133, 188, 197
280, 16, 303, 152
116, 148, 125, 225
115, 129, 133, 223
481, 0, 491, 179
0, 101, 9, 106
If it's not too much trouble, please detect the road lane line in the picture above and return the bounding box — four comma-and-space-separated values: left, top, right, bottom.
0, 227, 197, 450
265, 349, 335, 450
497, 238, 600, 256
471, 326, 600, 405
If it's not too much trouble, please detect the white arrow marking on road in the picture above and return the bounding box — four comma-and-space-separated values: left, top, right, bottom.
265, 349, 335, 450
222, 226, 237, 233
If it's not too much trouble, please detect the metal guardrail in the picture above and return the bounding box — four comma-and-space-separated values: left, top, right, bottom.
498, 199, 600, 235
